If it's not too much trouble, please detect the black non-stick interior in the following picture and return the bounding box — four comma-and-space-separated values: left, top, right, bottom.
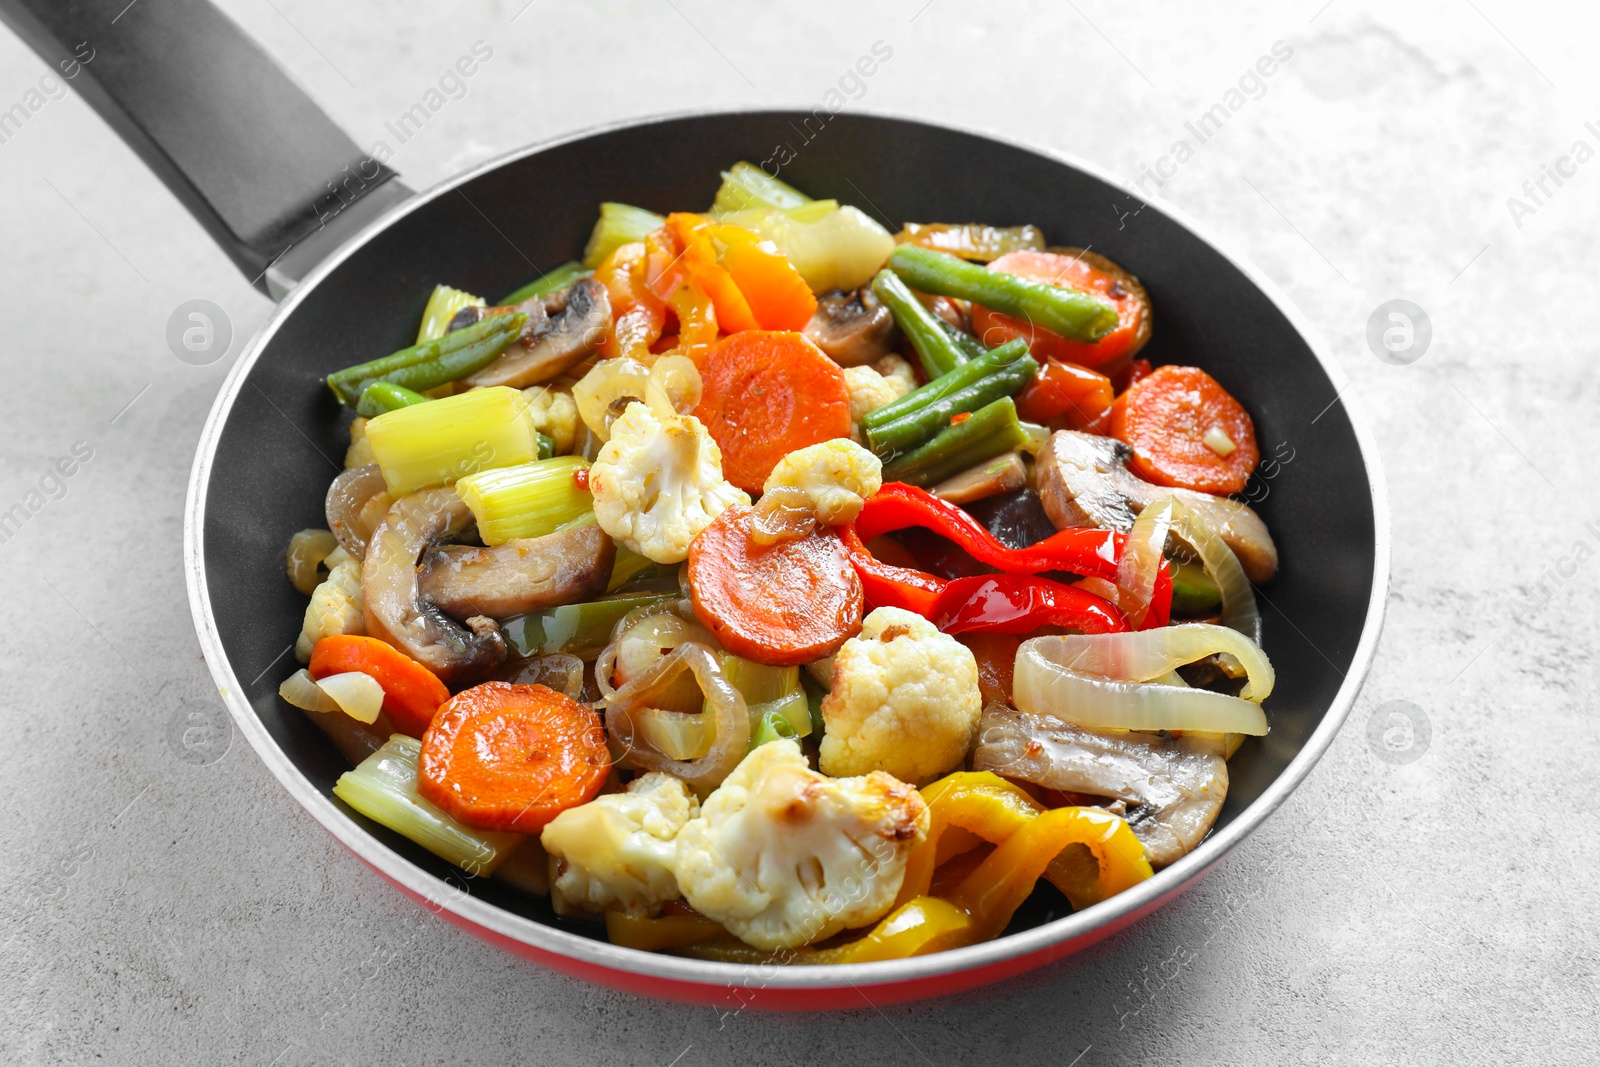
201, 112, 1376, 937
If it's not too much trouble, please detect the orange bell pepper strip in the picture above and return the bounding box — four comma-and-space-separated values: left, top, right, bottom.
666, 213, 761, 333
713, 227, 817, 331
666, 282, 719, 366
594, 242, 664, 362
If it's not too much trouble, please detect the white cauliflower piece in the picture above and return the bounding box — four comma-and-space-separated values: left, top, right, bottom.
844, 354, 916, 438
344, 417, 375, 469
762, 439, 883, 526
589, 402, 749, 564
294, 548, 363, 661
541, 773, 698, 917
520, 383, 580, 455
819, 607, 981, 783
675, 740, 927, 951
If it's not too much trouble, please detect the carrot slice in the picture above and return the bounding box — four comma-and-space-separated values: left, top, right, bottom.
687, 506, 864, 666
970, 249, 1148, 367
1110, 365, 1259, 495
309, 634, 449, 738
417, 681, 610, 834
691, 331, 852, 492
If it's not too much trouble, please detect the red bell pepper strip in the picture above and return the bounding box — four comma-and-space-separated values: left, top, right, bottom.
855, 482, 1128, 581
934, 574, 1129, 635
839, 527, 947, 616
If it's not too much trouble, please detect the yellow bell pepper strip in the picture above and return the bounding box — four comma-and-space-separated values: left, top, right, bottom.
666, 282, 719, 366
898, 772, 1152, 912
666, 213, 762, 333
948, 805, 1150, 940
713, 227, 817, 331
679, 896, 971, 965
604, 909, 727, 951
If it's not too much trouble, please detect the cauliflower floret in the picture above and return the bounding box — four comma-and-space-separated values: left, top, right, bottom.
819, 607, 981, 783
541, 772, 698, 917
674, 740, 927, 951
844, 354, 916, 438
294, 548, 363, 661
589, 402, 749, 564
344, 417, 375, 469
762, 439, 883, 526
520, 383, 580, 455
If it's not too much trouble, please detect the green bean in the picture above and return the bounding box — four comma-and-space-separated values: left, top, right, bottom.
881, 397, 1030, 487
355, 381, 429, 418
889, 244, 1119, 343
869, 269, 969, 379
498, 261, 590, 306
860, 338, 1030, 432
500, 593, 675, 660
351, 313, 529, 401
326, 313, 525, 406
940, 319, 990, 361
865, 350, 1036, 457
535, 432, 555, 460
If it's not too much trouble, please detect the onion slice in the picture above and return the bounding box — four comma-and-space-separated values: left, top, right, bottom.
314, 671, 386, 725
1115, 496, 1172, 628
278, 668, 339, 713
603, 640, 750, 795
1013, 625, 1274, 736
1166, 497, 1260, 645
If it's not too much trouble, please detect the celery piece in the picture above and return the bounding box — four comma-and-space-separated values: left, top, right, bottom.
708, 160, 813, 215
582, 202, 667, 270
454, 456, 592, 546
416, 284, 486, 344
635, 707, 713, 761
333, 735, 523, 876
364, 385, 539, 495
748, 690, 811, 744
606, 544, 656, 593
501, 593, 675, 660
721, 656, 799, 706
498, 260, 590, 306
716, 200, 839, 229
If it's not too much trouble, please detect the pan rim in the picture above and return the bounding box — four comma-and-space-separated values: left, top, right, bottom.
184, 106, 1390, 992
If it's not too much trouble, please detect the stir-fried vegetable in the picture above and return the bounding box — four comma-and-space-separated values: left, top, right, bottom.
363, 385, 540, 495
279, 164, 1287, 965
334, 734, 524, 874
454, 456, 592, 546
416, 284, 485, 344
583, 202, 667, 270
889, 244, 1119, 345
326, 312, 527, 406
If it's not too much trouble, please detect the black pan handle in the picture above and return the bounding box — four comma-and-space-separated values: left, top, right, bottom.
0, 0, 412, 297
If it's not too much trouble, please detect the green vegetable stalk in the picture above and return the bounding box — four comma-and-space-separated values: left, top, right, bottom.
889, 244, 1119, 343
881, 396, 1031, 487
498, 261, 591, 306
870, 268, 969, 380
500, 593, 676, 660
325, 312, 527, 406
582, 203, 667, 269
864, 341, 1036, 458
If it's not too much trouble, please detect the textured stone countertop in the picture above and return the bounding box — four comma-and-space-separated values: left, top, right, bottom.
2, 1, 1595, 1064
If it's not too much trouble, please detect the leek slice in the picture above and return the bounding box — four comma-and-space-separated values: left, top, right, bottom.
364, 385, 539, 495
454, 456, 592, 545
416, 284, 485, 344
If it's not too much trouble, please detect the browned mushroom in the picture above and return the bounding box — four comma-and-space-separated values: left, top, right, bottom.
325, 463, 388, 560
1036, 430, 1278, 582
420, 521, 615, 619
972, 705, 1227, 868
465, 279, 611, 389
361, 487, 505, 681
803, 286, 900, 366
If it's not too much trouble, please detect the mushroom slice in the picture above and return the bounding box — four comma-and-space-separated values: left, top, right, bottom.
361, 487, 505, 682
971, 705, 1227, 868
465, 279, 611, 389
325, 463, 389, 561
1036, 430, 1278, 582
420, 521, 615, 620
804, 286, 900, 367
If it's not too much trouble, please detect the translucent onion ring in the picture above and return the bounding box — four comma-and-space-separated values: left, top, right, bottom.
1166, 497, 1260, 645
603, 640, 750, 795
1115, 496, 1173, 628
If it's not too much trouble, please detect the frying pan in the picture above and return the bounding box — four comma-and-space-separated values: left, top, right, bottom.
3, 0, 1388, 1009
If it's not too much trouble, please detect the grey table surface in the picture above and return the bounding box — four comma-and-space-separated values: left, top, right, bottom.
3, 1, 1596, 1064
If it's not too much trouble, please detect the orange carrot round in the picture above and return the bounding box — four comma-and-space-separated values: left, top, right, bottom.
1111, 365, 1259, 495
691, 331, 852, 492
970, 249, 1148, 367
687, 506, 863, 666
418, 682, 610, 834
309, 634, 450, 738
